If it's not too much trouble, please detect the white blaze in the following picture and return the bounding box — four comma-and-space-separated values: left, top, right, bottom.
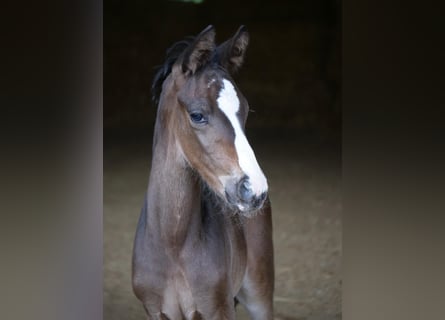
217, 79, 268, 196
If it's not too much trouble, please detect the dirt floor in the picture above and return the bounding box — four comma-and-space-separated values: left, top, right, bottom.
104, 128, 342, 320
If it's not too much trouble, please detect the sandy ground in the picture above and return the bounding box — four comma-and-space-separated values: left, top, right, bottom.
104, 128, 341, 320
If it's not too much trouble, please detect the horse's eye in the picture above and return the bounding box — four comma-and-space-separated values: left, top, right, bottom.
190, 112, 207, 124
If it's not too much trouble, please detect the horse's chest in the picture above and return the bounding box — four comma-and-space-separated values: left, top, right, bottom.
165, 255, 244, 317
161, 221, 247, 318
134, 209, 248, 318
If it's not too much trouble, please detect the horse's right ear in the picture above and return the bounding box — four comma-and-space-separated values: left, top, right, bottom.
181, 25, 216, 75
215, 25, 249, 74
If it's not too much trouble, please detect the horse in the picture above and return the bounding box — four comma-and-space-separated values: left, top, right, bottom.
132, 25, 274, 320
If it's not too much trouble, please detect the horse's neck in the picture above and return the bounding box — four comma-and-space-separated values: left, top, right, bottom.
145, 140, 202, 248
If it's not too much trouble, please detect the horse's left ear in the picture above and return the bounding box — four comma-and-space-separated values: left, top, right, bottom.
181, 25, 216, 75
216, 25, 250, 74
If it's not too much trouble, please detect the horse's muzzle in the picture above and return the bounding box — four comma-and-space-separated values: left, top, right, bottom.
225, 176, 268, 213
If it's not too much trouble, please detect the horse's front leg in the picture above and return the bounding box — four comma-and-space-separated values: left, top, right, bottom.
236, 201, 274, 320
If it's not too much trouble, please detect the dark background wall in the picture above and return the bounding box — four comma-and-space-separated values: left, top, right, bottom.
104, 0, 341, 139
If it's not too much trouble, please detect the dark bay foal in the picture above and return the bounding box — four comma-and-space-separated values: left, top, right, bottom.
132, 25, 274, 320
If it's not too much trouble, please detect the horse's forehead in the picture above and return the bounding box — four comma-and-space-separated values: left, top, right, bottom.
201, 73, 223, 92
187, 72, 225, 97
200, 70, 224, 88
217, 79, 241, 114
182, 72, 243, 107
207, 77, 218, 88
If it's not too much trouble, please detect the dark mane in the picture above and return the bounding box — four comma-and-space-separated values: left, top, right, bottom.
151, 36, 195, 105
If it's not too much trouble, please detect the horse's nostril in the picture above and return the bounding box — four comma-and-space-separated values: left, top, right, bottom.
260, 192, 267, 202
238, 179, 253, 202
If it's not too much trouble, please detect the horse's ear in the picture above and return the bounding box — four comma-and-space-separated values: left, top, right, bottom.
216, 25, 249, 74
181, 25, 216, 75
